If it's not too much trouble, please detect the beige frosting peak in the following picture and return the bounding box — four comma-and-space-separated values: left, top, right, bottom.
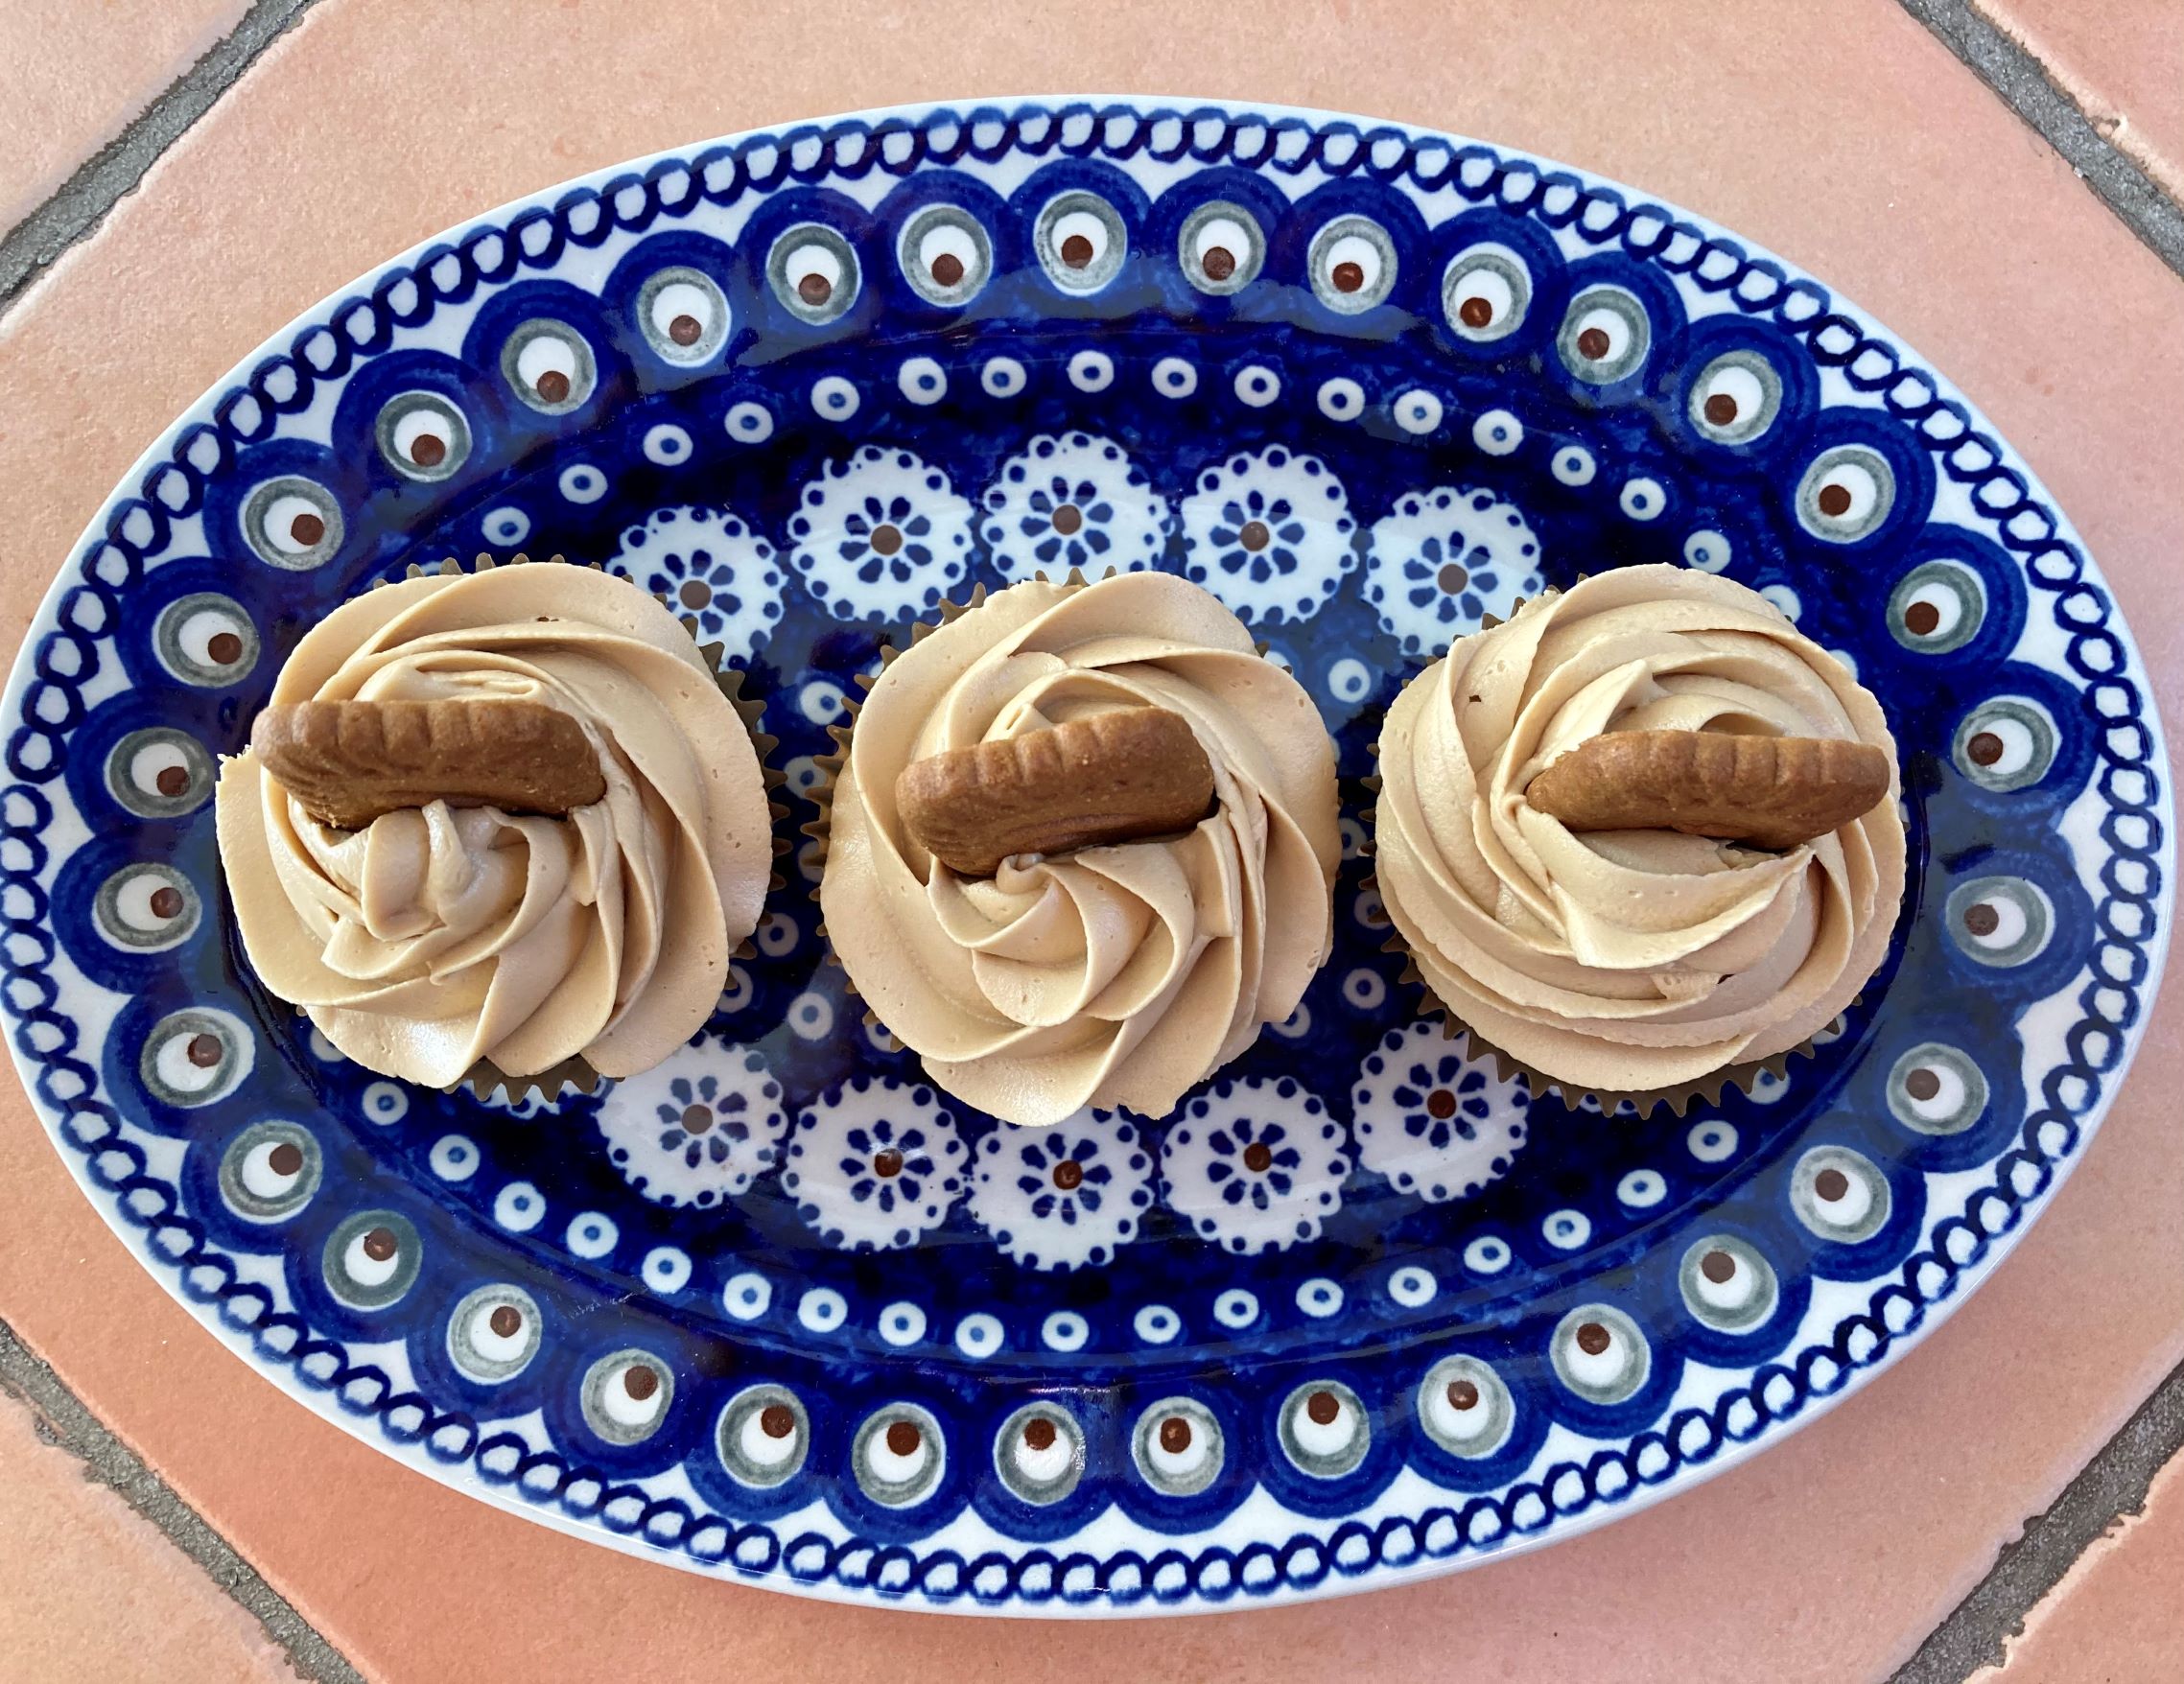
216, 563, 771, 1086
822, 574, 1342, 1128
1374, 564, 1906, 1093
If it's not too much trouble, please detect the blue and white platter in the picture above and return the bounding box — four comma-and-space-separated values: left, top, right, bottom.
3, 99, 2170, 1614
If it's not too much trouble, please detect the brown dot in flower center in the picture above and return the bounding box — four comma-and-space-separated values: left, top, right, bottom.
533, 369, 571, 404
760, 1404, 795, 1438
267, 1141, 304, 1177
488, 1304, 522, 1338
668, 313, 702, 346
928, 250, 965, 288
1051, 1159, 1084, 1192
287, 511, 325, 548
1701, 1250, 1737, 1284
155, 765, 191, 798
1158, 1415, 1191, 1455
1458, 295, 1493, 329
1815, 1167, 1851, 1203
1436, 562, 1469, 595
1022, 1416, 1057, 1452
205, 632, 244, 666
1576, 326, 1611, 360
1963, 901, 2001, 938
1305, 1390, 1340, 1426
1237, 519, 1271, 551
870, 523, 904, 557
1425, 1088, 1458, 1120
361, 1227, 398, 1262
409, 433, 446, 468
1703, 392, 1739, 427
1575, 1321, 1611, 1356
678, 579, 712, 610
872, 1148, 904, 1179
1446, 1379, 1480, 1411
1905, 1067, 1942, 1102
1817, 482, 1853, 518
680, 1103, 714, 1134
1050, 503, 1083, 536
885, 1419, 921, 1457
1904, 599, 1941, 637
1242, 1142, 1274, 1174
1967, 732, 2006, 767
622, 1364, 659, 1402
1330, 260, 1366, 293
149, 885, 185, 920
796, 271, 833, 306
185, 1033, 223, 1067
1059, 232, 1094, 269
1202, 245, 1236, 282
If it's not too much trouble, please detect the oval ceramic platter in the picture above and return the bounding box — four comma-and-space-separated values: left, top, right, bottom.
3, 99, 2170, 1615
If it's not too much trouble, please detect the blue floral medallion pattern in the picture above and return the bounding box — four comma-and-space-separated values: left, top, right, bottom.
0, 100, 2164, 1614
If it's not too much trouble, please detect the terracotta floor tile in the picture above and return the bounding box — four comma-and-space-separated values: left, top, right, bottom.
0, 0, 251, 235
1972, 1447, 2184, 1680
1973, 0, 2184, 199
0, 1, 2180, 1679
0, 1387, 295, 1684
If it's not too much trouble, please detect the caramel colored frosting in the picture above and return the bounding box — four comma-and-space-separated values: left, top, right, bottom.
1374, 564, 1906, 1092
216, 563, 770, 1086
823, 574, 1341, 1128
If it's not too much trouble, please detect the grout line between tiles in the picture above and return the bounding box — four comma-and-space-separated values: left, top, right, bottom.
0, 1312, 364, 1684
1898, 0, 2184, 280
1890, 1353, 2184, 1681
0, 0, 321, 316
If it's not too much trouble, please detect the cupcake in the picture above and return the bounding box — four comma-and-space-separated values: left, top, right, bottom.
820, 572, 1342, 1129
215, 558, 773, 1089
1373, 563, 1906, 1103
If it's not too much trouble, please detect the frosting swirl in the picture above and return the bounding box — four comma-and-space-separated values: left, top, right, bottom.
1374, 564, 1905, 1092
216, 563, 771, 1086
822, 574, 1341, 1128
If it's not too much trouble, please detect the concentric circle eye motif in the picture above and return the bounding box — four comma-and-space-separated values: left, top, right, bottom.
153, 593, 258, 687
1792, 1146, 1891, 1241
1678, 1236, 1779, 1334
1946, 875, 2054, 968
1889, 560, 1986, 655
138, 1007, 251, 1107
1418, 1355, 1514, 1458
1132, 1397, 1223, 1496
217, 1120, 320, 1223
240, 476, 342, 569
1308, 215, 1397, 314
768, 223, 860, 323
1035, 191, 1127, 292
716, 1384, 810, 1487
1550, 1305, 1651, 1405
897, 204, 993, 305
501, 318, 598, 413
853, 1404, 945, 1507
636, 266, 730, 363
1279, 1381, 1370, 1479
1441, 244, 1530, 342
1797, 445, 1896, 542
446, 1283, 543, 1383
580, 1349, 673, 1445
95, 862, 200, 951
1179, 200, 1264, 295
1888, 1042, 1989, 1135
1558, 286, 1650, 384
995, 1402, 1086, 1506
106, 727, 215, 818
321, 1209, 421, 1311
373, 391, 471, 482
1952, 697, 2056, 791
1688, 351, 1782, 444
